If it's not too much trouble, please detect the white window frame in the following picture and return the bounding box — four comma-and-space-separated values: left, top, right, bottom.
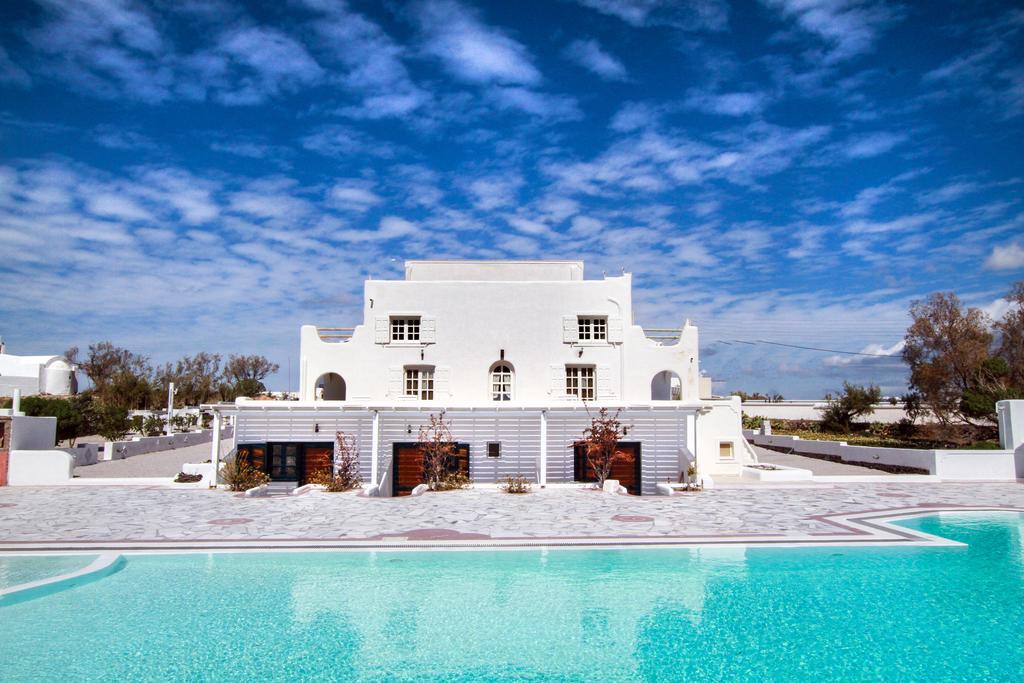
390, 316, 421, 343
490, 363, 513, 401
404, 366, 434, 400
565, 365, 596, 400
577, 316, 608, 342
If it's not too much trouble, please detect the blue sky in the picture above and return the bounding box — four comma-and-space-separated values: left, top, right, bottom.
1, 0, 1022, 398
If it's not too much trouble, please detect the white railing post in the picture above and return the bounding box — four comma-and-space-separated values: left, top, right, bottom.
539, 410, 548, 488
371, 409, 380, 485
209, 409, 221, 489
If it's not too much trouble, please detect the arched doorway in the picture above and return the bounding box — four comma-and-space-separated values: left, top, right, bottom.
651, 370, 682, 400
314, 372, 346, 400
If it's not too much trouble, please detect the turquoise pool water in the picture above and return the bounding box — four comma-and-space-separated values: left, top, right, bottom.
0, 554, 95, 590
0, 513, 1021, 681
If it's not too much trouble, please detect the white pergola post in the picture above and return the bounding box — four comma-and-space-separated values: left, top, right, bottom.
539, 409, 548, 487
209, 409, 221, 489
686, 410, 697, 465
165, 382, 175, 436
370, 410, 380, 486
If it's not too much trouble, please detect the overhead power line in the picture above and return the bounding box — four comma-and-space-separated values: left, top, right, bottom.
712, 339, 904, 358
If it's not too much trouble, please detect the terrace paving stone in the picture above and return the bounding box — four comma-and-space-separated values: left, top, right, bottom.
0, 481, 1021, 549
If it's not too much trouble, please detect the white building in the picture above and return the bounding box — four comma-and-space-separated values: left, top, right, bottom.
218, 260, 755, 495
0, 346, 78, 398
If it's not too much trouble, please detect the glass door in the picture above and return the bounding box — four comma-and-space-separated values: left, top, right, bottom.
268, 443, 300, 480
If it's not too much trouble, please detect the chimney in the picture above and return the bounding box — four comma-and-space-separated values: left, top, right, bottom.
12, 389, 21, 415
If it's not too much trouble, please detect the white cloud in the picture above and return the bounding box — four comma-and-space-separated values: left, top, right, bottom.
414, 0, 540, 85
824, 340, 905, 366
486, 86, 582, 121
87, 193, 154, 222
328, 182, 383, 212
984, 242, 1024, 270
684, 90, 767, 116
572, 0, 729, 30
562, 39, 628, 81
761, 0, 900, 62
841, 131, 906, 159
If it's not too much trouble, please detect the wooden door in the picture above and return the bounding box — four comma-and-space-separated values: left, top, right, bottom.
574, 442, 642, 495
392, 443, 470, 496
303, 443, 334, 484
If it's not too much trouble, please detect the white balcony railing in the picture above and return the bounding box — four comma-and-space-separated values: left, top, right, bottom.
316, 327, 354, 342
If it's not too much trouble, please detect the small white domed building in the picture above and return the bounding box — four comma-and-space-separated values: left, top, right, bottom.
0, 346, 78, 397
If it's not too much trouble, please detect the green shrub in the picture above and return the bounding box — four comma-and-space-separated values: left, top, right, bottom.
142, 414, 165, 436
820, 382, 881, 433
92, 403, 131, 441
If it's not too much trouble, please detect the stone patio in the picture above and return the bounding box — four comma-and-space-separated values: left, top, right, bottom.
0, 481, 1020, 551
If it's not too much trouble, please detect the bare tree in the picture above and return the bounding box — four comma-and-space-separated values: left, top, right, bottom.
418, 412, 464, 490
903, 293, 992, 425
995, 282, 1024, 387
578, 407, 631, 489
157, 352, 223, 407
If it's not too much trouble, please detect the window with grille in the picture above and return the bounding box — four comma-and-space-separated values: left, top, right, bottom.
577, 316, 607, 341
565, 365, 595, 400
404, 367, 434, 399
490, 363, 513, 401
391, 317, 421, 342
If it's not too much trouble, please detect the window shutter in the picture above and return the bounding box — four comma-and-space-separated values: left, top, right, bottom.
597, 366, 613, 397
387, 366, 403, 397
549, 364, 565, 396
562, 315, 578, 343
421, 316, 436, 343
435, 366, 451, 398
608, 317, 624, 343
375, 317, 389, 344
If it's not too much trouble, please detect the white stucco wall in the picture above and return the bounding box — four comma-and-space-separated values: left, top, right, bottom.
10, 415, 57, 450
299, 261, 699, 406
0, 354, 77, 397
7, 449, 74, 485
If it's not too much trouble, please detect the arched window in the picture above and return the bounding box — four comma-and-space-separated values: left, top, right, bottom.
490, 362, 513, 401
651, 370, 682, 401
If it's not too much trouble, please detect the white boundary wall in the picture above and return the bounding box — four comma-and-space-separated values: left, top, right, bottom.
103, 426, 233, 461
745, 431, 1017, 480
741, 401, 934, 424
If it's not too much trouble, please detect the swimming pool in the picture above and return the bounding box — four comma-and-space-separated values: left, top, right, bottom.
0, 513, 1021, 680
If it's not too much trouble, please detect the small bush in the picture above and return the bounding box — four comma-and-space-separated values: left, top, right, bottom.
221, 456, 269, 492
306, 468, 360, 492
432, 470, 470, 491
174, 472, 203, 483
501, 475, 532, 494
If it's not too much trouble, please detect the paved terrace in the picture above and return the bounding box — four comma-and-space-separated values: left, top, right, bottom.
0, 481, 1020, 551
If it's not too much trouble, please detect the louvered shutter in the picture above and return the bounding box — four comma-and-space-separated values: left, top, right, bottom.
375, 317, 389, 344
420, 317, 436, 343
387, 366, 403, 397
562, 316, 578, 343
608, 317, 624, 343
550, 365, 565, 396
435, 366, 451, 398
597, 366, 613, 397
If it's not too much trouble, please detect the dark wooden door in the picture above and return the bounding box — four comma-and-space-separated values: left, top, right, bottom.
392, 443, 470, 496
268, 443, 301, 481
574, 442, 642, 495
303, 444, 334, 484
